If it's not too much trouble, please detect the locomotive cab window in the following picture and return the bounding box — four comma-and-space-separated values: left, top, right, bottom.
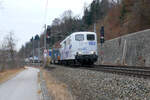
87, 34, 95, 41
75, 34, 84, 41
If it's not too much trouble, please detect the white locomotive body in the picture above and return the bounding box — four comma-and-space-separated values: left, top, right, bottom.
59, 32, 98, 65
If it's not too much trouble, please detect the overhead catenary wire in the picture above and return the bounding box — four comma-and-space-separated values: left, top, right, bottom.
44, 0, 49, 49
39, 0, 49, 34
43, 0, 49, 25
39, 0, 49, 50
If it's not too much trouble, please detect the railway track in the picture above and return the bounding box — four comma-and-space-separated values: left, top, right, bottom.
51, 64, 150, 78
93, 65, 150, 78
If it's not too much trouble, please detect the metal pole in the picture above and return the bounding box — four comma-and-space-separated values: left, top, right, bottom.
122, 40, 127, 65
38, 40, 40, 66
44, 24, 47, 49
94, 23, 96, 33
32, 39, 34, 65
44, 24, 47, 67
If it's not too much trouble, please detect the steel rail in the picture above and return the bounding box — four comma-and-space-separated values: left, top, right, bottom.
49, 64, 150, 78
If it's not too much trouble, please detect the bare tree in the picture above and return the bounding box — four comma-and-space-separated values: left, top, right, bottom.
0, 43, 7, 71
52, 18, 61, 26
61, 10, 73, 24
1, 32, 17, 69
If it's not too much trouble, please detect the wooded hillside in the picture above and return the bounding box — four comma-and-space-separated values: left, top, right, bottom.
91, 0, 150, 40
19, 0, 150, 58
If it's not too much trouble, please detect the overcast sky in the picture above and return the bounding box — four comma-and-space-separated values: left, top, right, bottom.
0, 0, 93, 50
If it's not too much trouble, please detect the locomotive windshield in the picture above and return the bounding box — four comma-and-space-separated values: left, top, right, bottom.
75, 34, 84, 41
87, 34, 95, 40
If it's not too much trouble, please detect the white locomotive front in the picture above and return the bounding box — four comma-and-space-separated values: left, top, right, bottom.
59, 32, 98, 65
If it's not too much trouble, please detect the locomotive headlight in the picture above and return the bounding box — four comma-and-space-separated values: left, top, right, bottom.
78, 51, 82, 54
91, 51, 96, 54
76, 51, 82, 55
91, 51, 94, 54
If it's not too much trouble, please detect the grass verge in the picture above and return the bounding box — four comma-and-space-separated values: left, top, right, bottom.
0, 67, 24, 84
41, 68, 73, 100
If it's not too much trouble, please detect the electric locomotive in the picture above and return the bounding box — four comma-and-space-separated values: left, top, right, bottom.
58, 32, 98, 65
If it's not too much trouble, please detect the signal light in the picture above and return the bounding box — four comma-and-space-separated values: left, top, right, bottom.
100, 26, 105, 44
46, 25, 51, 38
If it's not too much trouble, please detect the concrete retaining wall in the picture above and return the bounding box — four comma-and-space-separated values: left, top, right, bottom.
97, 29, 150, 67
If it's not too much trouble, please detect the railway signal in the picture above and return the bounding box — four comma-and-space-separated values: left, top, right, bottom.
35, 34, 40, 65
46, 25, 51, 38
46, 25, 51, 44
30, 37, 35, 64
100, 26, 105, 44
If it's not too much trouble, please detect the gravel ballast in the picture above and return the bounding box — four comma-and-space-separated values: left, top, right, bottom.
39, 71, 51, 100
45, 65, 150, 100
